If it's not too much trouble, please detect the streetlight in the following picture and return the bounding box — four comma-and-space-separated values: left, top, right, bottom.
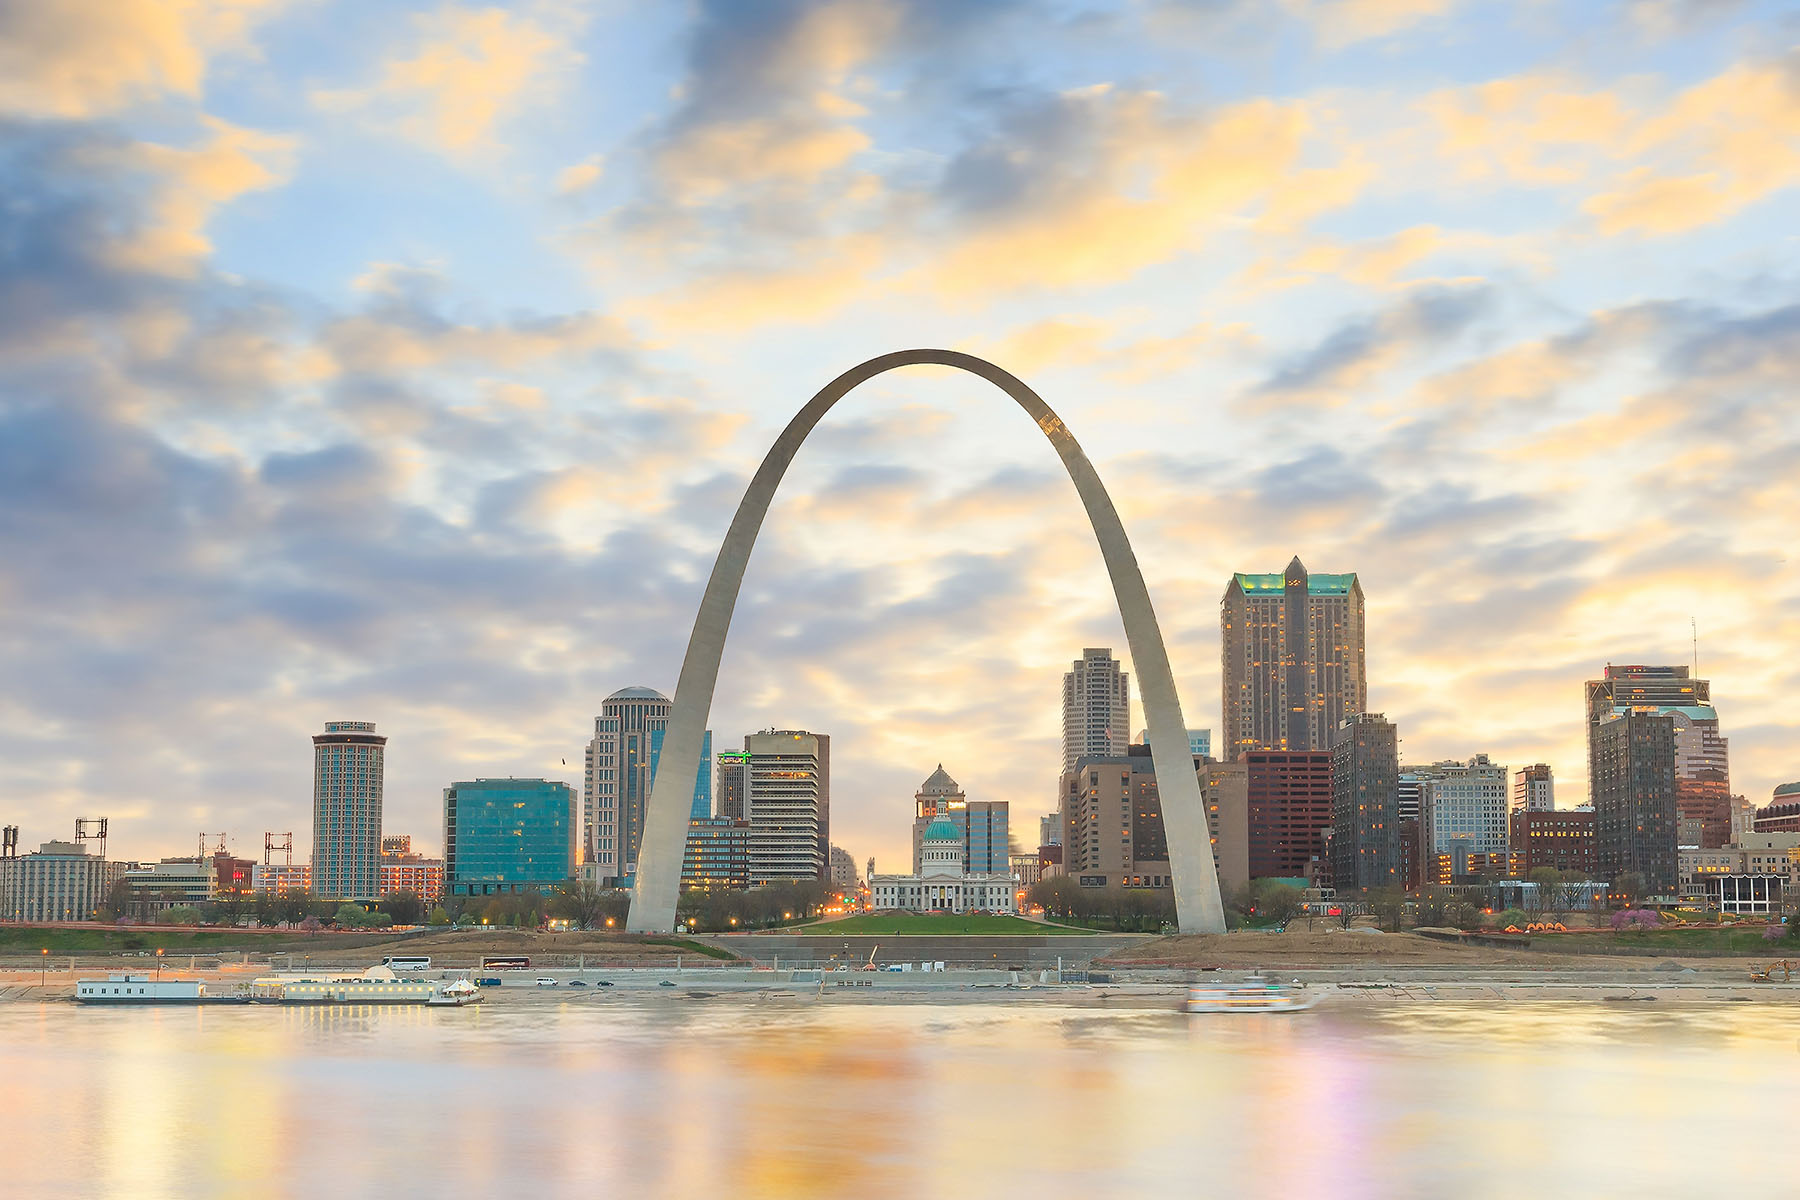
156, 947, 164, 981
41, 948, 48, 988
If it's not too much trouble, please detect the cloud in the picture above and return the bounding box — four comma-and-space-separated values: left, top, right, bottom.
313, 3, 584, 153
1283, 0, 1460, 48
0, 0, 286, 117
1251, 283, 1496, 404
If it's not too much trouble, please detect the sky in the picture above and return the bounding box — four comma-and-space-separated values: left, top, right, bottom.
1, 0, 1797, 876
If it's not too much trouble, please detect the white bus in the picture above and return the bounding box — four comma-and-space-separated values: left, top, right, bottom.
382, 955, 432, 971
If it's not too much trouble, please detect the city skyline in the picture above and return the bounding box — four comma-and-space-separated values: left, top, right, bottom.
3, 3, 1797, 881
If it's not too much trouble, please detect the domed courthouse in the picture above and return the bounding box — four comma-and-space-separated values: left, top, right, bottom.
870, 815, 1017, 914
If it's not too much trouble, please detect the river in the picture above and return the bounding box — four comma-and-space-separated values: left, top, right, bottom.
4, 996, 1795, 1198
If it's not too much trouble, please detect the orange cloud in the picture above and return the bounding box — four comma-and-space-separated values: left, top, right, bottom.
0, 0, 286, 117
313, 4, 583, 152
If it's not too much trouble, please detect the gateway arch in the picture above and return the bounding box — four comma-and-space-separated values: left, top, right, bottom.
627, 349, 1227, 934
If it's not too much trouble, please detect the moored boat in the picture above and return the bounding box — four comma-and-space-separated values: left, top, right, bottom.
76, 974, 247, 1005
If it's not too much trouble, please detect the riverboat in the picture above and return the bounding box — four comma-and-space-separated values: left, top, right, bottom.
249, 968, 482, 1006
1185, 982, 1320, 1013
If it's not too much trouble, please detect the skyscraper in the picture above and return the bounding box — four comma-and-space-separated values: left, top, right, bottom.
1062, 648, 1131, 773
1514, 764, 1554, 813
1221, 557, 1366, 755
1329, 713, 1399, 892
1589, 708, 1678, 893
583, 687, 710, 886
312, 720, 386, 901
1586, 665, 1704, 891
744, 729, 827, 885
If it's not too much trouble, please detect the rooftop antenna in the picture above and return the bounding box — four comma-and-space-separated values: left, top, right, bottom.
75, 817, 108, 858
264, 832, 293, 866
1691, 617, 1698, 676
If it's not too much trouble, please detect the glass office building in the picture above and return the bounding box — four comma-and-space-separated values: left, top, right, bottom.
444, 778, 579, 897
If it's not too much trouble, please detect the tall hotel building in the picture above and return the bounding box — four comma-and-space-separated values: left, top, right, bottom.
1063, 649, 1132, 772
583, 687, 711, 886
312, 720, 386, 900
1221, 558, 1365, 755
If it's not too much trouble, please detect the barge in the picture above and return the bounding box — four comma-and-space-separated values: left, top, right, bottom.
76, 975, 245, 1005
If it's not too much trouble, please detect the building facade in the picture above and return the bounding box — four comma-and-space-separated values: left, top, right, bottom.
682, 817, 752, 890
1329, 713, 1400, 893
1198, 759, 1251, 897
869, 818, 1016, 913
744, 730, 828, 885
1514, 764, 1554, 813
828, 844, 858, 890
444, 778, 579, 897
717, 750, 749, 820
582, 687, 712, 886
1670, 705, 1731, 848
1221, 557, 1366, 755
250, 862, 312, 894
1418, 755, 1510, 860
1587, 666, 1684, 894
1060, 746, 1244, 892
1244, 750, 1333, 882
0, 841, 127, 922
1063, 648, 1131, 773
1755, 782, 1800, 833
311, 720, 386, 901
1509, 807, 1597, 878
379, 853, 445, 902
121, 859, 215, 915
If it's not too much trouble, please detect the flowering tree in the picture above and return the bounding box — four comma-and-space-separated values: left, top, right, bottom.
1610, 909, 1659, 932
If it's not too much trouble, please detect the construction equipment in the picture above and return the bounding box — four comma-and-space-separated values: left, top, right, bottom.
1750, 961, 1792, 983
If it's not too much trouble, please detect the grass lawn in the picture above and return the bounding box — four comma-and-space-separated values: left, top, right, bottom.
1545, 926, 1792, 955
795, 913, 1100, 936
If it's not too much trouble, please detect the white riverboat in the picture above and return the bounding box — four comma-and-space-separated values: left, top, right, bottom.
1185, 981, 1320, 1013
248, 966, 483, 1007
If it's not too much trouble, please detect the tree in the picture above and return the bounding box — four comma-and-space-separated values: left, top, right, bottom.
1368, 887, 1408, 932
378, 891, 425, 926
1527, 867, 1561, 917
427, 906, 451, 926
164, 906, 202, 926
553, 879, 617, 930
334, 902, 374, 928
98, 878, 136, 922
1616, 872, 1647, 908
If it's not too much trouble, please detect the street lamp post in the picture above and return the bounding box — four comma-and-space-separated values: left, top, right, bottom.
41, 947, 48, 988
156, 947, 164, 981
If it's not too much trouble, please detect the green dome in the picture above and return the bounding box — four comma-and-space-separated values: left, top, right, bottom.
922, 818, 961, 842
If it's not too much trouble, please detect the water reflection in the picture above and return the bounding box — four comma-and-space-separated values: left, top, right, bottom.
4, 999, 1797, 1198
